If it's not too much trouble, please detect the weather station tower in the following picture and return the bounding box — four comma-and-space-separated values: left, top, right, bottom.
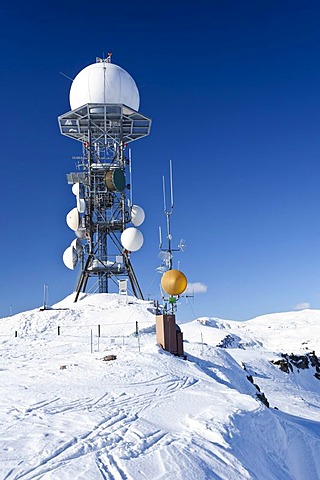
58, 54, 151, 301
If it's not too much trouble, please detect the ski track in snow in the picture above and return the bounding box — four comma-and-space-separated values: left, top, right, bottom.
3, 373, 201, 480
1, 346, 254, 480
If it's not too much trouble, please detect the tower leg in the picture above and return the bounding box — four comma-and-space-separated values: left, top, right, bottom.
74, 255, 92, 302
123, 252, 144, 299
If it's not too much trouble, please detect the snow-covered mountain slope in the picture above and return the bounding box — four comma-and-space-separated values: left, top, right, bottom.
1, 294, 320, 479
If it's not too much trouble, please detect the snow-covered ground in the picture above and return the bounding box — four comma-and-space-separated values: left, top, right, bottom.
1, 293, 320, 479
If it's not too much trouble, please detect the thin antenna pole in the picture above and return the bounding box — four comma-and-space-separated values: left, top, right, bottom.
161, 162, 176, 270
169, 160, 174, 211
129, 149, 133, 207
167, 213, 172, 269
43, 284, 48, 309
162, 176, 167, 213
59, 72, 74, 82
159, 226, 162, 248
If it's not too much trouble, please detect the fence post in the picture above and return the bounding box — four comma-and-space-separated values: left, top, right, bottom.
137, 331, 141, 353
14, 331, 17, 338
58, 326, 60, 336
98, 324, 101, 337
90, 329, 93, 353
135, 321, 140, 352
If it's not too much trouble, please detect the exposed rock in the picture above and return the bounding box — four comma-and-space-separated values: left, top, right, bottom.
246, 375, 263, 397
271, 358, 293, 373
308, 351, 320, 368
247, 375, 254, 384
217, 334, 245, 349
271, 352, 320, 377
256, 392, 269, 408
197, 318, 226, 329
102, 355, 117, 362
288, 354, 309, 369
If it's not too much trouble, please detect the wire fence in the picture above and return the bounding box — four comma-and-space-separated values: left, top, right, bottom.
57, 321, 146, 353
0, 319, 156, 353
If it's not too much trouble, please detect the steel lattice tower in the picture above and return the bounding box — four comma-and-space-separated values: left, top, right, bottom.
58, 57, 151, 301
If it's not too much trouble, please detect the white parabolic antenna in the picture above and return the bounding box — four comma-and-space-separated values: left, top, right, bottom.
66, 207, 80, 231
69, 62, 140, 111
72, 182, 80, 196
121, 227, 144, 252
63, 245, 78, 270
131, 205, 145, 227
71, 238, 83, 254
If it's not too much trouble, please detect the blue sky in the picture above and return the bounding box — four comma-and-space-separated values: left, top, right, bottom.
1, 0, 320, 320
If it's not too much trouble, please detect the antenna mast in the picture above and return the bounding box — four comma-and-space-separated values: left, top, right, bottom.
158, 161, 187, 313
159, 161, 182, 271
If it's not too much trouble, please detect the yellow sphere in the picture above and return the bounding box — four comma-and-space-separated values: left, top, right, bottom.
161, 269, 187, 296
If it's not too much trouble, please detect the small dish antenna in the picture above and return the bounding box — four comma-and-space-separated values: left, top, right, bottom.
178, 239, 187, 252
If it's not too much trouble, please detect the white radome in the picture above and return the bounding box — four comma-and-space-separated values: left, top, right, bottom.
66, 208, 80, 231
121, 227, 144, 252
131, 205, 145, 227
72, 182, 80, 196
69, 62, 140, 111
70, 238, 83, 254
63, 245, 78, 270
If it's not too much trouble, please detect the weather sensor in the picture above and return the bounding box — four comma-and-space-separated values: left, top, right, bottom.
58, 55, 151, 300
